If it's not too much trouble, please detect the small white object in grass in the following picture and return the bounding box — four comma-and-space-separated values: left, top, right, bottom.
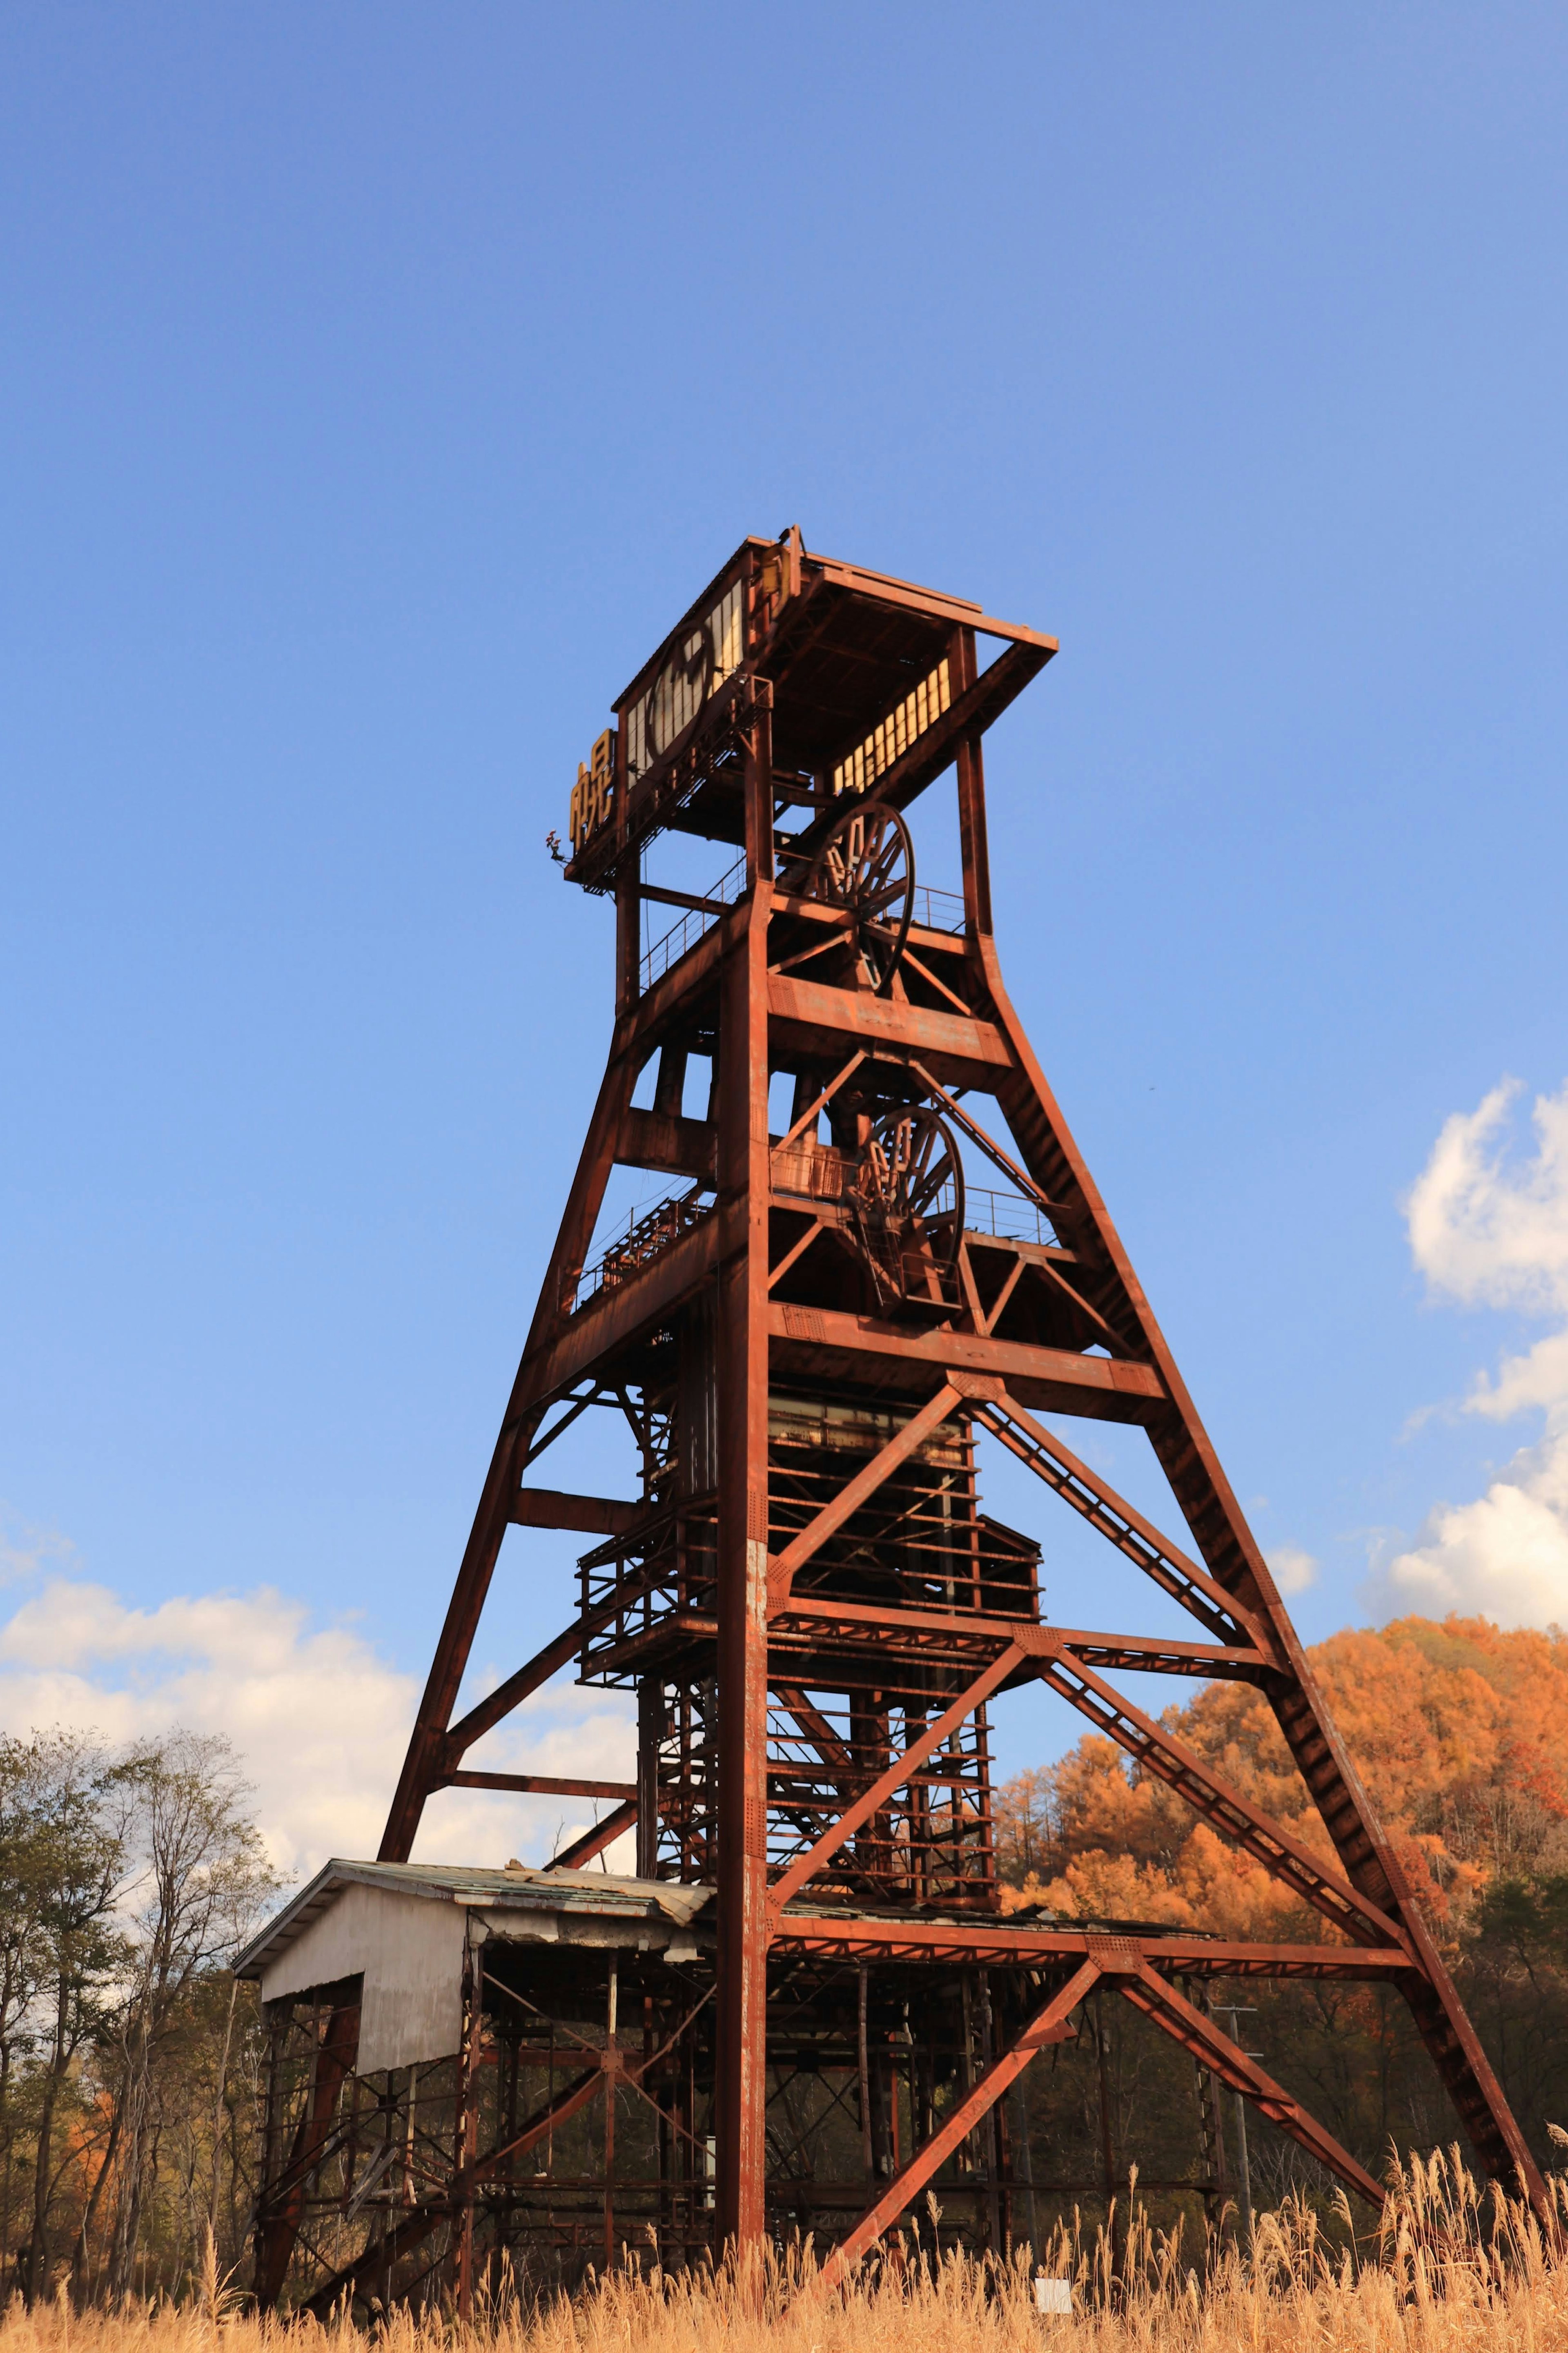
1033, 2274, 1072, 2315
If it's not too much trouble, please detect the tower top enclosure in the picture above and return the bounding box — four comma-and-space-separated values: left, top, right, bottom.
250, 532, 1541, 2315
563, 528, 1056, 911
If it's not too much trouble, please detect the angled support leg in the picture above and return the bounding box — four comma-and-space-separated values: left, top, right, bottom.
767, 1379, 961, 1615
1117, 1963, 1384, 2207
979, 1392, 1267, 1650
1021, 1641, 1405, 1949
976, 944, 1545, 2209
821, 1959, 1101, 2283
548, 1799, 639, 1871
767, 1645, 1023, 1921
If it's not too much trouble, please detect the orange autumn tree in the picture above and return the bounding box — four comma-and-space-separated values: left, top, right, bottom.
995, 1615, 1568, 1946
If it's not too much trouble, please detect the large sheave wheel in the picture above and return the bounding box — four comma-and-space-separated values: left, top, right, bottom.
855, 1104, 965, 1301
794, 802, 916, 995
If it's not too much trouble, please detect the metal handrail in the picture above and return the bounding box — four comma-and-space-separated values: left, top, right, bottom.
575, 1187, 715, 1309
640, 854, 748, 990
962, 1187, 1058, 1247
908, 884, 965, 934
640, 867, 966, 992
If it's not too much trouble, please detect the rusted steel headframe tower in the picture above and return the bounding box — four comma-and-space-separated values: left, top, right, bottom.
381, 532, 1541, 2254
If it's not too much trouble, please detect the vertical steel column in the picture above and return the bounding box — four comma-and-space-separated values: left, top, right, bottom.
1185, 1977, 1229, 2244
615, 867, 641, 1019
857, 1965, 874, 2189
604, 1959, 618, 2266
950, 624, 992, 941
636, 1680, 663, 1879
253, 2005, 287, 2293
1094, 1990, 1118, 2248
978, 1971, 1002, 2248
713, 691, 773, 2251
454, 1947, 481, 2319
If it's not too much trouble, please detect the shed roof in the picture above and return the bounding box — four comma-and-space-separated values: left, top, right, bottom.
234, 1859, 714, 1982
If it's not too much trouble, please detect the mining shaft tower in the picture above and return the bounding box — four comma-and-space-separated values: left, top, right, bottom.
251, 533, 1541, 2308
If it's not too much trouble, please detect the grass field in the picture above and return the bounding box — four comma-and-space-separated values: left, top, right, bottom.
3, 2156, 1564, 2352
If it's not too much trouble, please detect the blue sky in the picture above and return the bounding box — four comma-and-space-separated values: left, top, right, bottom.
4, 4, 1568, 1867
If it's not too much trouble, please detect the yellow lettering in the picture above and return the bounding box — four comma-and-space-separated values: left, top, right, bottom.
590, 729, 615, 832
568, 730, 619, 854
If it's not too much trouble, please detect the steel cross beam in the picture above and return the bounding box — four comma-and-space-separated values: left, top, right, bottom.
765, 1644, 1025, 1920
1022, 1642, 1407, 1949
766, 1378, 961, 1615
819, 1945, 1387, 2281
820, 1960, 1099, 2282
445, 1771, 636, 1800
770, 1593, 1263, 1682
1116, 1961, 1384, 2204
975, 1392, 1267, 1650
767, 1913, 1413, 1978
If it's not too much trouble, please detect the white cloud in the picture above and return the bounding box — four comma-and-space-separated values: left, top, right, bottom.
1266, 1544, 1317, 1596
1373, 1078, 1568, 1630
1465, 1328, 1568, 1423
0, 1566, 635, 1885
1404, 1079, 1568, 1320
1378, 1436, 1568, 1626
0, 1509, 75, 1587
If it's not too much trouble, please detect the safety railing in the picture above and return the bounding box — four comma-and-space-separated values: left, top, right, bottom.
908, 883, 966, 933
574, 1187, 715, 1311
577, 1502, 719, 1684
641, 867, 966, 996
963, 1186, 1059, 1248
639, 853, 748, 992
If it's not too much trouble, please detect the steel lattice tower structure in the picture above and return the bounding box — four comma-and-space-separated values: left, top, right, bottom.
373, 531, 1541, 2266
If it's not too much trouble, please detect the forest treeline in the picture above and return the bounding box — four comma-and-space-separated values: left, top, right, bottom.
0, 1730, 277, 2304
2, 1614, 1564, 2302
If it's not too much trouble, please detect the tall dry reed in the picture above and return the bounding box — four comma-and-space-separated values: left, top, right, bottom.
1, 2152, 1563, 2353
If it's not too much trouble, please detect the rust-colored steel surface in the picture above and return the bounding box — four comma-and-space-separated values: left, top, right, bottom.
257, 532, 1542, 2302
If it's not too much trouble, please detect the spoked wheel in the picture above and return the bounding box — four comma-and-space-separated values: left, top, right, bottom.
778, 803, 915, 996
854, 1105, 965, 1304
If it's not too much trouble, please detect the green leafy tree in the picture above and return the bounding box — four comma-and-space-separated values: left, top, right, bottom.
102, 1733, 278, 2299
0, 1735, 129, 2303
0, 1737, 60, 2279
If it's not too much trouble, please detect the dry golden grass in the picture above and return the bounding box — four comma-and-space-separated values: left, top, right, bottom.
4, 2156, 1566, 2353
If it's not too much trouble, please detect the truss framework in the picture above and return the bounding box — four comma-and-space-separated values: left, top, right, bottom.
252, 1906, 1436, 2315
253, 531, 1544, 2309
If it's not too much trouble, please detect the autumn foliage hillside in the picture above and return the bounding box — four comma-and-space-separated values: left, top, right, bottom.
991, 1615, 1568, 2184
995, 1614, 1568, 1942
